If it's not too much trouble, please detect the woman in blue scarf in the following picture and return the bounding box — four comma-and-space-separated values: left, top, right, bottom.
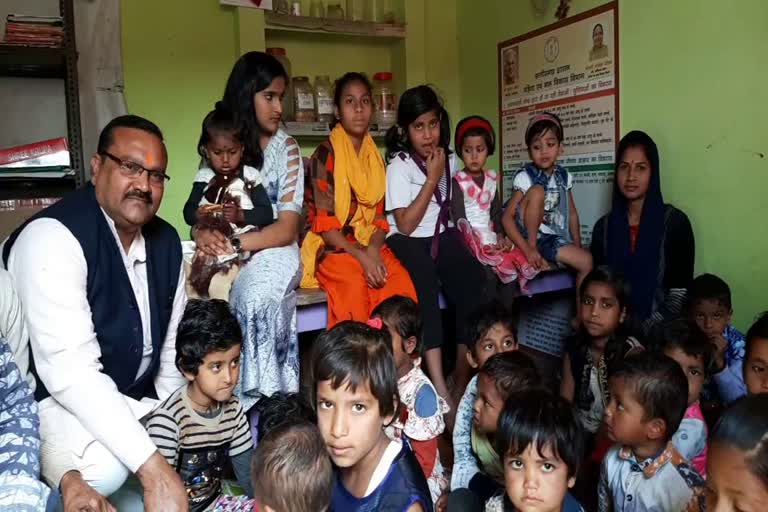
591, 131, 695, 334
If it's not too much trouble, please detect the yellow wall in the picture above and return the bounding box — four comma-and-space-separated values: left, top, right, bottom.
456, 0, 768, 329
122, 0, 459, 233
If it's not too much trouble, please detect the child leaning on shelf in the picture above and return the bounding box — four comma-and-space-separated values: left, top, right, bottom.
450, 115, 538, 289
501, 112, 592, 290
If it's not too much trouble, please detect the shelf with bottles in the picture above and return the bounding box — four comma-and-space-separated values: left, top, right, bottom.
284, 121, 387, 139
264, 12, 405, 38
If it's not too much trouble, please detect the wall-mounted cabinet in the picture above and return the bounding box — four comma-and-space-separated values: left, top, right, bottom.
0, 0, 84, 200
231, 0, 431, 142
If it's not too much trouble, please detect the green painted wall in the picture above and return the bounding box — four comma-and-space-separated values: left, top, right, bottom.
122, 0, 459, 234
121, 0, 238, 235
456, 0, 768, 329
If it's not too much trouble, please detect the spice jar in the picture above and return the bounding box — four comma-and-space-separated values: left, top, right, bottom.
372, 72, 397, 130
346, 0, 365, 21
326, 3, 344, 19
314, 75, 333, 124
273, 0, 290, 15
309, 0, 324, 18
293, 76, 316, 123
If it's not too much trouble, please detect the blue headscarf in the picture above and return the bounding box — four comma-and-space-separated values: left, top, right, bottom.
606, 131, 665, 320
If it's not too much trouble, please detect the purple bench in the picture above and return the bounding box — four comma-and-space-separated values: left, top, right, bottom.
296, 269, 575, 333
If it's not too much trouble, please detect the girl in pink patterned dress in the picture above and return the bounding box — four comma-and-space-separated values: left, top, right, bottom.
371, 296, 450, 506
450, 116, 538, 290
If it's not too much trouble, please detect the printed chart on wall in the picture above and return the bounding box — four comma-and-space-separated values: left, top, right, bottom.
498, 2, 618, 246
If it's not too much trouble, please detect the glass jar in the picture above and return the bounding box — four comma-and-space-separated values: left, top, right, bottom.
366, 0, 398, 23
309, 0, 325, 18
293, 76, 316, 123
346, 0, 364, 21
379, 0, 398, 23
266, 47, 294, 122
372, 72, 397, 130
273, 0, 290, 15
314, 75, 334, 124
326, 2, 344, 19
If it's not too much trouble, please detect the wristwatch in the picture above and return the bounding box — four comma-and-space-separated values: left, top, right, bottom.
230, 236, 242, 253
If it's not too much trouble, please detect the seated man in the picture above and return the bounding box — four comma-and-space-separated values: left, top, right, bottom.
3, 115, 188, 510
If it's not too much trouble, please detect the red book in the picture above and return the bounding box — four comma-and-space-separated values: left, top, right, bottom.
0, 138, 68, 166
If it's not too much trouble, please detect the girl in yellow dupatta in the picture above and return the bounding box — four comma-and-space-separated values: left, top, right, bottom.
301, 73, 416, 326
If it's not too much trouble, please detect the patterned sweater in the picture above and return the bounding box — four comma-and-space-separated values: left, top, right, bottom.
0, 337, 52, 510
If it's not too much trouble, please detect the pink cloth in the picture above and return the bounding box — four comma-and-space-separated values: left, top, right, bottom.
213, 495, 256, 511
453, 170, 539, 290
457, 218, 538, 289
684, 402, 708, 477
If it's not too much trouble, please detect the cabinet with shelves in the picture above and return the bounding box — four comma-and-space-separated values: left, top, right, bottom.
231, 0, 424, 142
0, 0, 84, 200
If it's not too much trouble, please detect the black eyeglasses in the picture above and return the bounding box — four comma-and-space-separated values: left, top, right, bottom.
100, 151, 171, 185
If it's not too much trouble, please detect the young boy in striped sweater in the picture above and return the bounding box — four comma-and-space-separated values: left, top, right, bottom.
145, 299, 253, 512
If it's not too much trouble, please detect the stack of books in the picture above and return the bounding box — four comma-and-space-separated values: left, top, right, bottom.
0, 138, 72, 179
3, 14, 64, 47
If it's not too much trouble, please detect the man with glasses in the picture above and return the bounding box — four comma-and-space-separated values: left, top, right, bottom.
2, 115, 188, 511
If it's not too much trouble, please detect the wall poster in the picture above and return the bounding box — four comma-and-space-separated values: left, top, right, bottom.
498, 2, 619, 246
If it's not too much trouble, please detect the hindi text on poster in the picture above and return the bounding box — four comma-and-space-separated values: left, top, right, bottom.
498, 2, 618, 246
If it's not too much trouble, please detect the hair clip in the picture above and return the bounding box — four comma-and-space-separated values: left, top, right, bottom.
366, 318, 383, 330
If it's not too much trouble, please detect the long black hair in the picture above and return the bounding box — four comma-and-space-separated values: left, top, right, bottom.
222, 51, 288, 170
384, 85, 451, 162
606, 130, 665, 320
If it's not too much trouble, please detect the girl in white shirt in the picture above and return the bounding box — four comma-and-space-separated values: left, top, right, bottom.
384, 85, 492, 424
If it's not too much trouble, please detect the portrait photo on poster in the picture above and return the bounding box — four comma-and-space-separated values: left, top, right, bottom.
502, 46, 520, 86
589, 22, 610, 61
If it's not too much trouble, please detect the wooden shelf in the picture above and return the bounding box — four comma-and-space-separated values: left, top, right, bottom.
0, 175, 76, 200
284, 121, 387, 139
0, 44, 70, 79
265, 12, 406, 38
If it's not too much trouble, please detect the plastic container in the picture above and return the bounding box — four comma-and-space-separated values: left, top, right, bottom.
293, 76, 316, 122
372, 72, 397, 130
326, 3, 344, 19
314, 75, 334, 124
266, 48, 294, 122
367, 0, 398, 23
309, 0, 325, 18
272, 0, 290, 15
346, 0, 365, 21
